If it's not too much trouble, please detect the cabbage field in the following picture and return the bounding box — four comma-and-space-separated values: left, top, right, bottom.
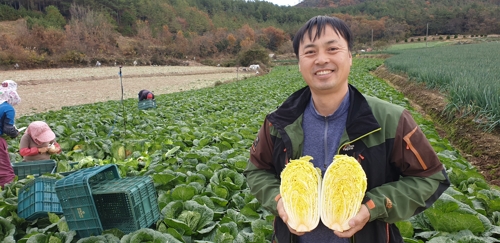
1, 58, 499, 242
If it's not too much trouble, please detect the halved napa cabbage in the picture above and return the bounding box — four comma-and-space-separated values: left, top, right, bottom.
321, 154, 367, 232
280, 156, 322, 232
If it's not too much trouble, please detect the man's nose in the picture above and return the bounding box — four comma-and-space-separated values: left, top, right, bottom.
315, 50, 329, 65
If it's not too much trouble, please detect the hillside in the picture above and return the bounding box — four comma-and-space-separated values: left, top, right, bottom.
0, 0, 499, 70
298, 0, 500, 35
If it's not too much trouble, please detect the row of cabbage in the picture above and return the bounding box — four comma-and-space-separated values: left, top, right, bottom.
0, 58, 498, 242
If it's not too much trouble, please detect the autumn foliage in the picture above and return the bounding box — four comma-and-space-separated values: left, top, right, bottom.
0, 0, 498, 69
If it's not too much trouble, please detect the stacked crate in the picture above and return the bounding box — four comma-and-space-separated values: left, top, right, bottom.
91, 177, 160, 233
55, 164, 121, 238
12, 160, 56, 179
55, 164, 160, 238
17, 177, 63, 220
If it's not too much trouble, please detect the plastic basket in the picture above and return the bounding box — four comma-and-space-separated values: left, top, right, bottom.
91, 176, 160, 233
12, 160, 57, 179
138, 99, 157, 110
17, 177, 63, 220
55, 164, 120, 238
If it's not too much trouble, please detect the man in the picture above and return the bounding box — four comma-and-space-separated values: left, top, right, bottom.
244, 15, 450, 243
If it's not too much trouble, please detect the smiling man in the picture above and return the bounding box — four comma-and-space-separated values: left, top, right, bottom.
244, 16, 450, 243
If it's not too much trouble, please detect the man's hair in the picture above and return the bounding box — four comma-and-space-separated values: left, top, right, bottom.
293, 15, 353, 58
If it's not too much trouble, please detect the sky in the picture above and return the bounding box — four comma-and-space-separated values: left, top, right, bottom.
264, 0, 300, 6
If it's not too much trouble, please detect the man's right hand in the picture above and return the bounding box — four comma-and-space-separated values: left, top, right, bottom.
277, 198, 305, 236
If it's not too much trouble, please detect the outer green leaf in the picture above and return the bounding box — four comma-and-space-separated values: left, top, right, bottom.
0, 217, 16, 242
152, 171, 179, 186
172, 184, 198, 201
395, 220, 414, 238
121, 228, 182, 243
210, 168, 245, 191
425, 208, 485, 234
427, 236, 455, 243
163, 218, 193, 236
214, 222, 238, 243
184, 200, 214, 232
251, 219, 274, 237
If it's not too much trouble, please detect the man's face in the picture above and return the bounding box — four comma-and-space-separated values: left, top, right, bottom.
298, 25, 352, 95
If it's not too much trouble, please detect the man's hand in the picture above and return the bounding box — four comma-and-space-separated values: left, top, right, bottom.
334, 204, 370, 238
277, 198, 305, 236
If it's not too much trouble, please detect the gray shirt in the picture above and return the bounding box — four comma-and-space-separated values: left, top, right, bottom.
298, 92, 350, 243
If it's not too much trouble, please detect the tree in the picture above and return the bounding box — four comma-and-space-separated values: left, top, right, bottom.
261, 26, 286, 51
174, 30, 188, 58
44, 5, 66, 29
238, 45, 269, 67
237, 24, 255, 42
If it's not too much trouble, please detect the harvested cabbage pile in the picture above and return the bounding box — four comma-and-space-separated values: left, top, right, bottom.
280, 156, 322, 232
279, 155, 367, 233
321, 154, 367, 232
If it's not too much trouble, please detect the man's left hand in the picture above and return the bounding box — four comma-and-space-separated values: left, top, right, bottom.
334, 204, 370, 238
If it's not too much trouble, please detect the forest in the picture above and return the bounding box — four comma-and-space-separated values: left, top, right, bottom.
0, 0, 499, 68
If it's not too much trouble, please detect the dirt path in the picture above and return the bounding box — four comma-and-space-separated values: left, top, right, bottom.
1, 65, 255, 117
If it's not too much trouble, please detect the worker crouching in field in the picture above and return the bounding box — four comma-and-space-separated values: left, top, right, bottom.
19, 121, 61, 162
137, 89, 157, 110
138, 89, 155, 101
0, 80, 21, 188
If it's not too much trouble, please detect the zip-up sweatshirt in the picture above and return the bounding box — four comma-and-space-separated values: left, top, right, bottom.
244, 84, 450, 243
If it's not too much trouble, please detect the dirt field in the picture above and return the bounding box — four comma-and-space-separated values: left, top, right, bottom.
1, 65, 255, 117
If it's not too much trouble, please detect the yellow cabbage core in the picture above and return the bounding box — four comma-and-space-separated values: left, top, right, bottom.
280, 156, 322, 232
321, 154, 367, 232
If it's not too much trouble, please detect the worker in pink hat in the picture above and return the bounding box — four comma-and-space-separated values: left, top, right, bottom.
0, 80, 21, 188
19, 121, 61, 162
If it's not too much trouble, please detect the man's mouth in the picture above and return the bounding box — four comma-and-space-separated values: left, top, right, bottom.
315, 70, 333, 75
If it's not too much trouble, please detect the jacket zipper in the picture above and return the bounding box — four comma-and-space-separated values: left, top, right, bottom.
341, 128, 381, 243
324, 116, 328, 169
337, 128, 382, 154
386, 223, 390, 243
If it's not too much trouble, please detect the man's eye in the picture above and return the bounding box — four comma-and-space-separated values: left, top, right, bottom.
305, 50, 315, 54
329, 47, 338, 51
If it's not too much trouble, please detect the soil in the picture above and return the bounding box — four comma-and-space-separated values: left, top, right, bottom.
373, 66, 500, 187
2, 65, 256, 117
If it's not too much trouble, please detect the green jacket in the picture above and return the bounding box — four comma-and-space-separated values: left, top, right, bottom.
244, 85, 450, 243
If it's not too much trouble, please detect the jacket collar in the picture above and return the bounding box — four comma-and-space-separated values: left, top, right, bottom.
267, 84, 380, 140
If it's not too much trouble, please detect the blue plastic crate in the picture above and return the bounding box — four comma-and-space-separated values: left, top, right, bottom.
91, 176, 160, 233
17, 177, 63, 220
12, 160, 56, 179
55, 164, 120, 238
138, 99, 157, 110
